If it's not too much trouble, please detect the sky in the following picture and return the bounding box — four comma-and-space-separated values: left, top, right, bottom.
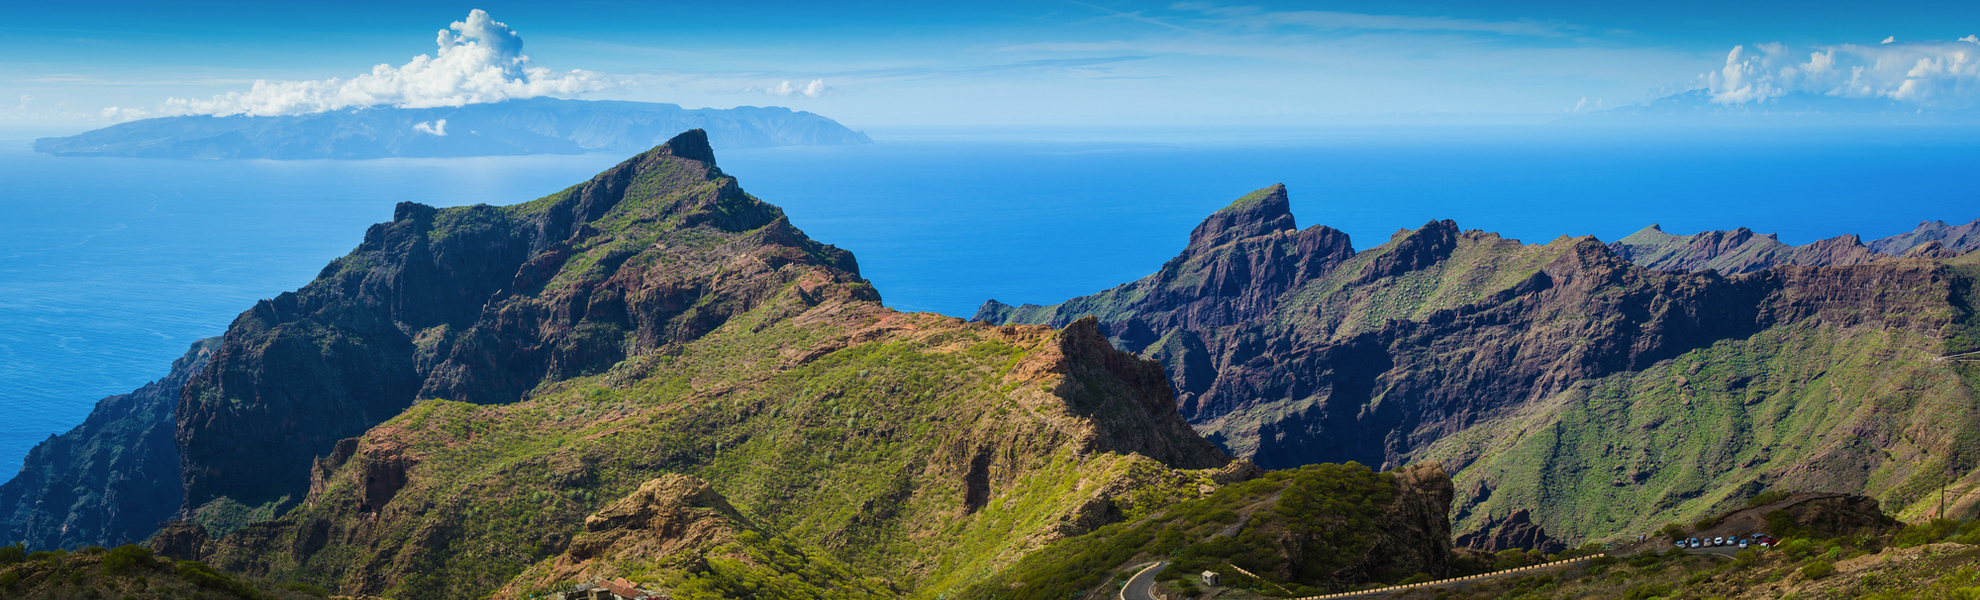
3, 1, 1978, 128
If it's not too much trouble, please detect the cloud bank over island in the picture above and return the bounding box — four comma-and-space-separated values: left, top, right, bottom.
104, 10, 612, 121
1707, 36, 1980, 109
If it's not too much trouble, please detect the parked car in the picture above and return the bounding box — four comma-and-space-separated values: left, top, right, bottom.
1688, 538, 1702, 548
1738, 539, 1751, 549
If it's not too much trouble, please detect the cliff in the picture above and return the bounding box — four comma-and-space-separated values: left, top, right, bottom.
33, 98, 871, 160
0, 338, 217, 550
154, 131, 1230, 600
976, 184, 1980, 546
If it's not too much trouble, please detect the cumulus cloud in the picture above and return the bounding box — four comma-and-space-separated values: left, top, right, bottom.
413, 119, 448, 136
139, 10, 609, 119
766, 79, 832, 98
1707, 37, 1980, 109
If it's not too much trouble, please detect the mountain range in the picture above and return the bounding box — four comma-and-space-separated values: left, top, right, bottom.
4, 131, 1979, 599
31, 99, 871, 160
976, 184, 1980, 548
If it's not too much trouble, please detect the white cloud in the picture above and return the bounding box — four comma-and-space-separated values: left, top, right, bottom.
17, 95, 29, 109
137, 9, 610, 120
1883, 36, 1897, 44
413, 119, 448, 136
766, 78, 831, 98
1706, 38, 1980, 108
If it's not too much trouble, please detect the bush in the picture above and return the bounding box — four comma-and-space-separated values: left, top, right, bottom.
1802, 561, 1836, 580
0, 571, 19, 590
0, 543, 22, 565
1897, 519, 1963, 548
278, 582, 332, 597
1399, 573, 1434, 585
1766, 510, 1806, 538
1659, 523, 1687, 540
177, 560, 265, 600
1695, 514, 1726, 530
1624, 583, 1673, 600
101, 544, 155, 576
1747, 490, 1794, 507
1776, 538, 1816, 559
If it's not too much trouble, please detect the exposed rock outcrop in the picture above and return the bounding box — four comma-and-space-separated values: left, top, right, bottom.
501, 474, 748, 593
0, 338, 217, 550
1453, 509, 1566, 554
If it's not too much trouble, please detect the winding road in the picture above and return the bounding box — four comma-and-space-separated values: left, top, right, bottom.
1120, 561, 1169, 600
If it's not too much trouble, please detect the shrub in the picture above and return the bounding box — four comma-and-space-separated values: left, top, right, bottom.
1897, 519, 1963, 548
1747, 490, 1794, 507
1776, 538, 1816, 559
0, 571, 19, 590
1802, 561, 1836, 580
1765, 510, 1806, 538
1695, 514, 1726, 530
278, 582, 332, 597
101, 544, 155, 575
1623, 583, 1673, 600
1659, 523, 1687, 540
0, 543, 22, 565
1399, 573, 1434, 585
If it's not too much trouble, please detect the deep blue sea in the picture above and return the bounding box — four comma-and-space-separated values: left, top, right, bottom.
4, 123, 1978, 474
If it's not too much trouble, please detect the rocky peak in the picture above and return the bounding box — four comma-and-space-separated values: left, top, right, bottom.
1188, 184, 1296, 249
654, 129, 717, 165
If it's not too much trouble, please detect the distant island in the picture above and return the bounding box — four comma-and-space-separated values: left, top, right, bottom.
1568, 89, 1980, 125
32, 98, 871, 159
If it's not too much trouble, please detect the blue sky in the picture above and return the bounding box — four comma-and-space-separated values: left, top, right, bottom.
4, 1, 1977, 127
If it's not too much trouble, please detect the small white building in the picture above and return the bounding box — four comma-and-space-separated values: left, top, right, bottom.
1201, 571, 1220, 587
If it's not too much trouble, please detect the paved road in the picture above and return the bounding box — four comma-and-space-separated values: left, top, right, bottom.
1120, 561, 1169, 600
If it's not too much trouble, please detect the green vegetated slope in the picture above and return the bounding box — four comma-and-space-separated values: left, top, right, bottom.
0, 543, 328, 600
1420, 319, 1980, 545
976, 183, 1980, 550
955, 462, 1456, 600
1389, 518, 1980, 600
155, 131, 1247, 600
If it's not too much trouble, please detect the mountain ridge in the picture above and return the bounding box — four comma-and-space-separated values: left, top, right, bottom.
975, 184, 1980, 548
33, 98, 871, 160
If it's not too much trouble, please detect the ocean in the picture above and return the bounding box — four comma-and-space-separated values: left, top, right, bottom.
3, 123, 1978, 474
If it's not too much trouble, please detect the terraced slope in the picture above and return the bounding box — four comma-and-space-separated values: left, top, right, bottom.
976, 185, 1980, 547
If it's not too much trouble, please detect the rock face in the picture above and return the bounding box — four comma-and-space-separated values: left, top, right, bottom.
1452, 509, 1565, 554
976, 184, 1980, 545
1362, 463, 1459, 580
34, 98, 871, 160
0, 338, 218, 550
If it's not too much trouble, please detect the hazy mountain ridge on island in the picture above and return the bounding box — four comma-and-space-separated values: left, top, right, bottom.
32, 98, 872, 160
1564, 89, 1980, 125
975, 183, 1980, 553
